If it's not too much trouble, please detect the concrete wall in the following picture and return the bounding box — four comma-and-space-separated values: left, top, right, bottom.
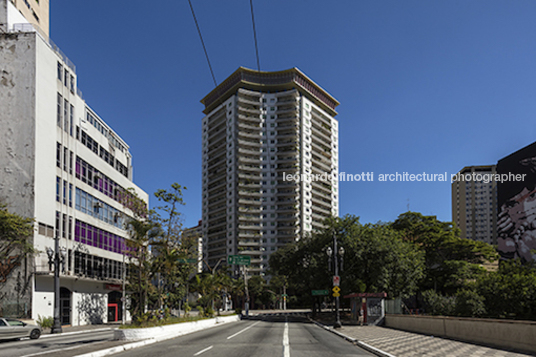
0, 31, 37, 316
385, 314, 536, 354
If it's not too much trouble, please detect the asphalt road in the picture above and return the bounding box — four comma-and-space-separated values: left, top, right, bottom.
0, 329, 118, 357
114, 313, 373, 357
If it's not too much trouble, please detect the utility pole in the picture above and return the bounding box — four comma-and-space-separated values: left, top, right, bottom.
122, 252, 126, 324
243, 266, 249, 316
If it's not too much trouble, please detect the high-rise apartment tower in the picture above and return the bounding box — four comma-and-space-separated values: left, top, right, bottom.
451, 165, 498, 245
201, 67, 339, 275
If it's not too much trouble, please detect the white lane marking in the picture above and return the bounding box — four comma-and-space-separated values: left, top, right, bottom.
226, 321, 261, 339
194, 345, 213, 356
282, 317, 289, 357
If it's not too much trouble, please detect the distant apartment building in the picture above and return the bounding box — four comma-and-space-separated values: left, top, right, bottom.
451, 165, 498, 244
0, 1, 148, 325
182, 220, 203, 273
1, 0, 49, 37
201, 67, 339, 276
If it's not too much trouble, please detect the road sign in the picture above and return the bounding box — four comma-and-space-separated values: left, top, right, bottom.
178, 258, 197, 264
333, 275, 340, 286
312, 290, 329, 296
333, 292, 340, 297
332, 286, 341, 293
228, 255, 251, 265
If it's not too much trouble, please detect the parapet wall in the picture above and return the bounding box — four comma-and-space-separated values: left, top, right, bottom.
385, 314, 536, 354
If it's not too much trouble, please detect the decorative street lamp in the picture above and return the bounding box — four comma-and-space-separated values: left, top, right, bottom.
326, 230, 344, 329
46, 236, 63, 334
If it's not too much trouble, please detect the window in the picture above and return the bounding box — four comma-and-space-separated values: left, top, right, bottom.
70, 74, 74, 93
57, 62, 63, 81
62, 214, 67, 238
64, 68, 68, 86
63, 180, 67, 205
68, 183, 73, 207
69, 151, 73, 175
55, 211, 60, 238
68, 216, 72, 240
64, 98, 69, 131
63, 147, 68, 171
57, 93, 62, 128
56, 177, 60, 202
56, 143, 61, 167
69, 105, 74, 136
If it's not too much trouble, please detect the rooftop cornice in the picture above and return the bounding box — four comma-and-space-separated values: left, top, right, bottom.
201, 67, 339, 116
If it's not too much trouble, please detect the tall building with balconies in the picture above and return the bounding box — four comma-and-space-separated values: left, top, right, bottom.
451, 165, 498, 245
201, 67, 339, 275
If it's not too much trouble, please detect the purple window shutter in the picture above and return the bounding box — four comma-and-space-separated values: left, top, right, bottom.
99, 231, 103, 249
93, 229, 98, 247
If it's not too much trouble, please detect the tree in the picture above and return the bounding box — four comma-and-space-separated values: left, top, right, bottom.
150, 183, 194, 311
476, 260, 536, 320
0, 203, 35, 284
391, 212, 497, 295
269, 215, 425, 305
125, 215, 159, 319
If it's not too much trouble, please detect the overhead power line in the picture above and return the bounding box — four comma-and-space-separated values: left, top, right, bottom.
188, 0, 218, 87
249, 0, 261, 72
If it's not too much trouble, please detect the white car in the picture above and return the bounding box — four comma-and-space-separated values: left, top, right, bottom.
0, 318, 42, 340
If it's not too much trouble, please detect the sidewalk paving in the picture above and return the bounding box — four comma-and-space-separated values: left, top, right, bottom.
323, 324, 533, 357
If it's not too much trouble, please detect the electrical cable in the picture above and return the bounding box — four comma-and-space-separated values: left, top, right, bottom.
249, 0, 261, 72
188, 0, 218, 86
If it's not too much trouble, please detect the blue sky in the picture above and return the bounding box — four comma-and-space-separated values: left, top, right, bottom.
50, 0, 536, 228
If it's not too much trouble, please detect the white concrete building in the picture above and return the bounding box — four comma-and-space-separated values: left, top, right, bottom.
201, 67, 339, 276
451, 165, 498, 245
0, 0, 148, 325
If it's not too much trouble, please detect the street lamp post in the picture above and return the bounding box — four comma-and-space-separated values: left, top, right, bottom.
51, 235, 62, 334
327, 230, 344, 329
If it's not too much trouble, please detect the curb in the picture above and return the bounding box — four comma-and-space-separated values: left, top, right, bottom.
41, 328, 115, 339
309, 319, 395, 357
73, 316, 240, 357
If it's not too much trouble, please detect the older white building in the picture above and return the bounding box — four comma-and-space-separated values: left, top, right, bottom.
0, 0, 148, 325
201, 67, 339, 276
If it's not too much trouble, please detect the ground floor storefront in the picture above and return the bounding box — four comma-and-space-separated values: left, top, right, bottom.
32, 275, 129, 326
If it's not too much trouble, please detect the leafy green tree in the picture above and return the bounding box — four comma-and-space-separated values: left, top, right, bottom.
454, 288, 486, 317
126, 215, 159, 319
150, 183, 195, 311
391, 212, 497, 295
269, 215, 425, 306
422, 289, 456, 316
476, 260, 536, 320
0, 203, 35, 268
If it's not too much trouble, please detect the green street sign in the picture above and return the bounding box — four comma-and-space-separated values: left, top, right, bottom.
177, 258, 197, 264
228, 255, 251, 265
312, 290, 329, 296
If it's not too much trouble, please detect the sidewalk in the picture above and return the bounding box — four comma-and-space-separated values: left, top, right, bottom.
318, 323, 533, 357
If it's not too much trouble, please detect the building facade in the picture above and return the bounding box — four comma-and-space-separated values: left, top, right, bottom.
182, 220, 203, 273
497, 141, 536, 263
201, 67, 339, 276
0, 1, 148, 325
451, 165, 498, 245
1, 0, 49, 37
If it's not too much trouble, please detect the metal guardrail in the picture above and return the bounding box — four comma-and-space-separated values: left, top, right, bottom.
10, 22, 76, 72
